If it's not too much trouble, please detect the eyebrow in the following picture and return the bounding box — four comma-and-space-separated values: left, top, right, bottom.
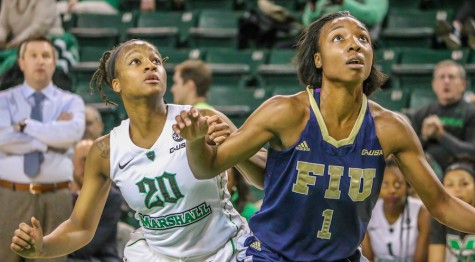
328, 25, 369, 34
124, 50, 140, 61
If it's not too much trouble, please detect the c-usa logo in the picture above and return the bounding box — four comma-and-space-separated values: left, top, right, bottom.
172, 132, 184, 142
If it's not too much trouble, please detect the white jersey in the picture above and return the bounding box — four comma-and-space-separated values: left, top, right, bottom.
367, 197, 423, 261
110, 104, 244, 258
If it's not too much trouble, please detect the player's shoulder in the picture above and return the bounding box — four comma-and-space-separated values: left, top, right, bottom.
91, 134, 111, 160
369, 100, 411, 130
369, 100, 417, 153
262, 91, 309, 118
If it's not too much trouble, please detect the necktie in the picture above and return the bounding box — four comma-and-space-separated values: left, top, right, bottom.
24, 92, 45, 178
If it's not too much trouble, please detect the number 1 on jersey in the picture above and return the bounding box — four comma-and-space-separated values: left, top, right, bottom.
317, 209, 333, 239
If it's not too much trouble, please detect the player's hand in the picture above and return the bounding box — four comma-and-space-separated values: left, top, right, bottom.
173, 107, 209, 142
206, 115, 231, 146
10, 217, 44, 258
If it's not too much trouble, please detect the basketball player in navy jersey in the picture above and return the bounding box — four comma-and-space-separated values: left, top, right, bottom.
173, 11, 475, 261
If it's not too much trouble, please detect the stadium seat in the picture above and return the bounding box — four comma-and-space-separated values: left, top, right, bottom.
208, 87, 266, 110
70, 13, 134, 62
126, 11, 197, 48
381, 10, 442, 48
188, 10, 241, 48
205, 48, 267, 88
392, 48, 469, 89
370, 88, 409, 112
408, 87, 437, 110
257, 48, 299, 89
388, 0, 420, 10
185, 0, 234, 11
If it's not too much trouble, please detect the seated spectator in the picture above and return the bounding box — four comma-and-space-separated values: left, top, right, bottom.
0, 0, 63, 49
435, 0, 475, 50
227, 167, 259, 222
429, 157, 475, 261
408, 60, 475, 172
83, 106, 104, 140
362, 157, 430, 261
0, 1, 78, 80
302, 0, 388, 41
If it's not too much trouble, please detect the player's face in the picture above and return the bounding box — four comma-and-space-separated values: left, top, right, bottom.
112, 41, 167, 99
315, 17, 373, 86
380, 166, 407, 208
171, 70, 191, 105
443, 169, 475, 206
432, 64, 466, 106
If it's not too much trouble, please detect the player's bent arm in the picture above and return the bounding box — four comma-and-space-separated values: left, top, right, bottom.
188, 96, 294, 180
361, 233, 374, 261
40, 135, 111, 257
414, 206, 430, 262
378, 111, 475, 234
200, 108, 267, 188
428, 244, 445, 262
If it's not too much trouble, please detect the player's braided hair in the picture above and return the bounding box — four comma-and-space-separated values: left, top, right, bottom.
90, 50, 116, 106
89, 39, 167, 106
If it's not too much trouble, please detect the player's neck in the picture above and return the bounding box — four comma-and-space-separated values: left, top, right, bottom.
127, 101, 168, 143
319, 84, 363, 123
383, 203, 405, 224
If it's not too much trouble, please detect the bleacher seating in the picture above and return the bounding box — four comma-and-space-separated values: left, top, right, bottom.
62, 0, 475, 132
188, 10, 241, 48
257, 48, 299, 90
70, 13, 134, 62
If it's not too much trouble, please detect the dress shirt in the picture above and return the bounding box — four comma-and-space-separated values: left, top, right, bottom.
0, 82, 85, 183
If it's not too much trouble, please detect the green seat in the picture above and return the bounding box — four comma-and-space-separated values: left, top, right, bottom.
375, 49, 399, 76
189, 10, 241, 48
257, 49, 299, 89
126, 11, 197, 48
370, 88, 409, 112
381, 10, 441, 48
409, 88, 437, 110
430, 0, 465, 10
185, 0, 234, 11
208, 87, 267, 112
388, 0, 420, 9
71, 13, 134, 62
205, 48, 267, 87
127, 12, 180, 48
392, 48, 469, 88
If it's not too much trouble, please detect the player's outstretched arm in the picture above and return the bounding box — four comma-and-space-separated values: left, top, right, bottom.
379, 111, 475, 234
174, 97, 294, 183
11, 135, 112, 258
201, 108, 267, 189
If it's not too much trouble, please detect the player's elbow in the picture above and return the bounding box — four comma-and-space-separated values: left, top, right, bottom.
191, 170, 220, 180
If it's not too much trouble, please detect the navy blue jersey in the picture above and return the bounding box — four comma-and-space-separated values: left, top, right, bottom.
249, 88, 386, 261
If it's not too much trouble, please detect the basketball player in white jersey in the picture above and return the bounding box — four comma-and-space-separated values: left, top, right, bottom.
10, 39, 266, 261
362, 157, 431, 262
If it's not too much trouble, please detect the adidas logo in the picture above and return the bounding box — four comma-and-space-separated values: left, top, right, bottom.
250, 241, 261, 251
296, 141, 311, 151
